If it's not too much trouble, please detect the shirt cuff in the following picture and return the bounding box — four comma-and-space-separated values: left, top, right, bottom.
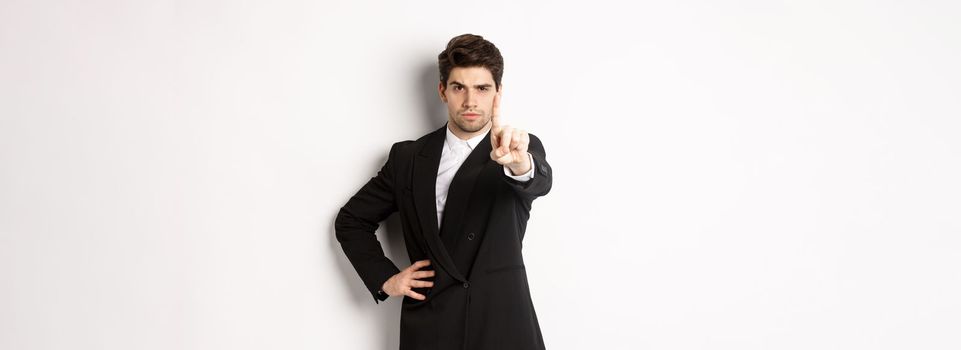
503, 152, 535, 182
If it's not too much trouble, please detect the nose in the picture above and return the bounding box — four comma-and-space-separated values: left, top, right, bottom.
462, 90, 477, 109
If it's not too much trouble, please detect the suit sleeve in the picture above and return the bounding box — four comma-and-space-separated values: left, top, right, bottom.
501, 133, 552, 205
335, 142, 404, 304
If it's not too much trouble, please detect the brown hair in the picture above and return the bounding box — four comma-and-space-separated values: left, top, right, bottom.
438, 34, 504, 91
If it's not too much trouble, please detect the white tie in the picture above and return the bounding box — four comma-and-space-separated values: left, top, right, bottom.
439, 141, 469, 175
453, 140, 470, 159
436, 140, 471, 228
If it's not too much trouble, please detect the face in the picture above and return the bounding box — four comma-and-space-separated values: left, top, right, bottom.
438, 66, 500, 138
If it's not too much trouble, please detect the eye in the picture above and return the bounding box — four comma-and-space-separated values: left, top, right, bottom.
479, 87, 489, 92
453, 85, 464, 91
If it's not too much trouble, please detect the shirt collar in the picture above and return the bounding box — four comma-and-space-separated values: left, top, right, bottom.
445, 122, 488, 151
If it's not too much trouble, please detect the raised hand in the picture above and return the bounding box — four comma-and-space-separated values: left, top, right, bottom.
382, 259, 435, 300
489, 91, 532, 175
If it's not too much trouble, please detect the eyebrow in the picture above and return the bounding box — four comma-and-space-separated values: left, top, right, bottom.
449, 81, 494, 89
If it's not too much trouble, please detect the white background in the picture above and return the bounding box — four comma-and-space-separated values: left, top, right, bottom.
2, 1, 959, 349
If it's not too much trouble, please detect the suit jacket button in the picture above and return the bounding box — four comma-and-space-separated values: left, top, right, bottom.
463, 282, 470, 289
467, 232, 475, 240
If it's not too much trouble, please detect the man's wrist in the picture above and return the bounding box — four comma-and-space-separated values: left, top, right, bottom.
378, 279, 392, 299
507, 156, 532, 175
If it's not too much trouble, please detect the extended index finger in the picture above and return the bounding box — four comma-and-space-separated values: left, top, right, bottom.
491, 91, 501, 128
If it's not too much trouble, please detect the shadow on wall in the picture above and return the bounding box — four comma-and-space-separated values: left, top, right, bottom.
417, 59, 449, 130
328, 59, 450, 349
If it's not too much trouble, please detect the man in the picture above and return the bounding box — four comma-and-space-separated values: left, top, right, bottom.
335, 33, 552, 350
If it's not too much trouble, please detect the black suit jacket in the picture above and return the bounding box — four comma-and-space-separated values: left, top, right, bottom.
335, 123, 553, 350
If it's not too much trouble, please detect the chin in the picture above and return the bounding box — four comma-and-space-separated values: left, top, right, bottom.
459, 120, 486, 133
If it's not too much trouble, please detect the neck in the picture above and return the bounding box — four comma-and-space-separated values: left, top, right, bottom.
448, 119, 492, 141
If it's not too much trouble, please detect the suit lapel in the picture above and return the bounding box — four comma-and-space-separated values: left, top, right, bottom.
438, 128, 494, 250
411, 125, 467, 282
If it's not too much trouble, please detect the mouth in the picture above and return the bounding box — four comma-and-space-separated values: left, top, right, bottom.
462, 113, 481, 120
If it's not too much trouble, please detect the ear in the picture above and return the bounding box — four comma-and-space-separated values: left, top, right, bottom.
438, 81, 447, 103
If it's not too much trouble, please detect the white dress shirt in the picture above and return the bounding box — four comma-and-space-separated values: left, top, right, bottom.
436, 124, 535, 228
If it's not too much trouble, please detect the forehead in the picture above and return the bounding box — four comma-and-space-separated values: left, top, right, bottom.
447, 66, 494, 84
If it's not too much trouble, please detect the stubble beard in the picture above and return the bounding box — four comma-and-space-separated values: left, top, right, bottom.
452, 114, 490, 134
